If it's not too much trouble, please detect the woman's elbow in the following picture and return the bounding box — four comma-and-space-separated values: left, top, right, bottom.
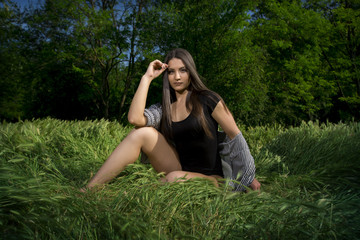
225, 128, 241, 140
127, 114, 145, 127
127, 115, 138, 125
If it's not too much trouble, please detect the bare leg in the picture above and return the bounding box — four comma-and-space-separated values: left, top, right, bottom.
85, 127, 181, 189
163, 171, 222, 187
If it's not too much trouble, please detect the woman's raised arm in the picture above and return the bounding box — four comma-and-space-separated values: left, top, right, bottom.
127, 60, 167, 127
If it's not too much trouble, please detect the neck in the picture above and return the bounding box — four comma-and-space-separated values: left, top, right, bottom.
175, 89, 189, 102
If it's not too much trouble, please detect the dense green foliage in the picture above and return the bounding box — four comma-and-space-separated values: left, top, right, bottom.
1, 119, 359, 239
0, 0, 359, 125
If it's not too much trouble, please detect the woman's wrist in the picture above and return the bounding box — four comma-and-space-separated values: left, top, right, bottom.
141, 75, 153, 83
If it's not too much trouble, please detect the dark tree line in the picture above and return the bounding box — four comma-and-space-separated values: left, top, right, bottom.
1, 0, 359, 125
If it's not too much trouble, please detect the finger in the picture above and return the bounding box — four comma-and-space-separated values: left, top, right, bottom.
152, 60, 163, 69
161, 63, 168, 69
156, 63, 168, 72
151, 59, 162, 64
156, 65, 168, 75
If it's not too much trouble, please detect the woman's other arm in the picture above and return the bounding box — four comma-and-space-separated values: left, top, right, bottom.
127, 60, 167, 127
212, 101, 261, 191
211, 101, 240, 140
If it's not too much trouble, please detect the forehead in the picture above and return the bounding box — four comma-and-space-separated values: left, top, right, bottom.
168, 58, 185, 68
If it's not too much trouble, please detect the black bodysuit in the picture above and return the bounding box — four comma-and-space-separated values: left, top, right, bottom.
171, 92, 223, 176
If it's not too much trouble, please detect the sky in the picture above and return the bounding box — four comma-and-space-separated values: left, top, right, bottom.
10, 0, 44, 9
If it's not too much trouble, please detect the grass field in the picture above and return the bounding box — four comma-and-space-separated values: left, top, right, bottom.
1, 119, 359, 239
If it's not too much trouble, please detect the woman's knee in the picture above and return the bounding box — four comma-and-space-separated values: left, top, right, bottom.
128, 127, 158, 143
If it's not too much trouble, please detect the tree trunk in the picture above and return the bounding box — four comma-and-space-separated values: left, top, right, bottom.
118, 1, 144, 120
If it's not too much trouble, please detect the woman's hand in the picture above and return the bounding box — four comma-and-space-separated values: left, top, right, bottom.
128, 60, 167, 127
249, 178, 261, 191
143, 60, 168, 81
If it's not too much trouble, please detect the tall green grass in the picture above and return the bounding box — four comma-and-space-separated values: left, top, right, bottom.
1, 119, 359, 239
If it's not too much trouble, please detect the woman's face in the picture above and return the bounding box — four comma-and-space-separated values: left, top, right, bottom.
167, 58, 190, 93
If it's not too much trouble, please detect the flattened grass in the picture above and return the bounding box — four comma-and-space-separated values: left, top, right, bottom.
1, 119, 359, 239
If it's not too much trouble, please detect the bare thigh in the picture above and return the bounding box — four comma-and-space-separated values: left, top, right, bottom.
132, 127, 182, 174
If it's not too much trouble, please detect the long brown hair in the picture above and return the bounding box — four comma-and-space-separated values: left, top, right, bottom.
160, 48, 225, 142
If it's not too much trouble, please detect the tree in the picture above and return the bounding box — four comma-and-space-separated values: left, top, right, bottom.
250, 0, 340, 124
61, 0, 152, 120
59, 0, 129, 119
16, 0, 149, 121
0, 1, 26, 121
306, 0, 360, 121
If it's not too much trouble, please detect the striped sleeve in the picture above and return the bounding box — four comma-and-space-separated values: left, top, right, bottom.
218, 131, 256, 192
143, 103, 162, 130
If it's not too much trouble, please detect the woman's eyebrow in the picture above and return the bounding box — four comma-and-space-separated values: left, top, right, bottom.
168, 66, 185, 69
167, 66, 186, 71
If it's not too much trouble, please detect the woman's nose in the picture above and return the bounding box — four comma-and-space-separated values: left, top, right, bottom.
175, 71, 181, 80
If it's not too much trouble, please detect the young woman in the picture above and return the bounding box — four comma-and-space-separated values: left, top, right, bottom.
84, 48, 260, 191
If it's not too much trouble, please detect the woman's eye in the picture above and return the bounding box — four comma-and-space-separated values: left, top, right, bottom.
168, 70, 174, 74
180, 68, 187, 72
